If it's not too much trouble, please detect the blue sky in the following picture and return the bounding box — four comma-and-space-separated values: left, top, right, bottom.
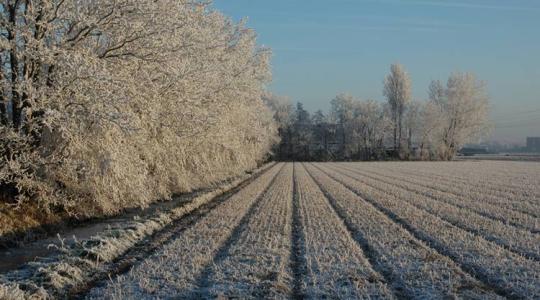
213, 0, 540, 143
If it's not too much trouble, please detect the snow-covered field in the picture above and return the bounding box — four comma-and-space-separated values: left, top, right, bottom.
2, 161, 539, 299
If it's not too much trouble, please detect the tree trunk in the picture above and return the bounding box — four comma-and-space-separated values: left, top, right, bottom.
408, 127, 413, 158
7, 3, 22, 129
0, 56, 7, 125
393, 123, 397, 152
341, 123, 346, 159
397, 112, 403, 152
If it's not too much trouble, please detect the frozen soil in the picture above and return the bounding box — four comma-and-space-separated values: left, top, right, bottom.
1, 161, 539, 299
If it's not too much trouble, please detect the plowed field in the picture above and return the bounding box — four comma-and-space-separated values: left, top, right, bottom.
3, 162, 539, 299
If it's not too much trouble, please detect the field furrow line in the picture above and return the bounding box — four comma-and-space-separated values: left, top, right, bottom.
304, 163, 501, 299
342, 166, 540, 234
301, 163, 407, 300
314, 163, 540, 299
410, 161, 540, 184
336, 163, 540, 235
397, 166, 540, 203
69, 164, 277, 298
193, 163, 294, 299
290, 163, 307, 300
84, 163, 285, 299
354, 163, 540, 218
328, 164, 540, 261
293, 163, 395, 299
378, 163, 540, 202
383, 160, 540, 181
346, 163, 540, 233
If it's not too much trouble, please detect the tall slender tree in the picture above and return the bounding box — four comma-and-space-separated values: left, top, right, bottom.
292, 102, 312, 160
383, 63, 412, 155
312, 109, 331, 161
330, 93, 355, 159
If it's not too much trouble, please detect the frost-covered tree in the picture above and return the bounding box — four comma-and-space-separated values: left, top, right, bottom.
428, 73, 491, 160
0, 0, 277, 219
263, 93, 294, 160
264, 94, 294, 131
402, 101, 422, 158
383, 63, 412, 155
265, 68, 489, 163
291, 102, 312, 160
353, 100, 390, 160
417, 101, 441, 160
330, 93, 355, 159
311, 109, 332, 161
329, 94, 391, 160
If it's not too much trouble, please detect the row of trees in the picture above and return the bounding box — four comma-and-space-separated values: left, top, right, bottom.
268, 64, 490, 161
0, 1, 277, 217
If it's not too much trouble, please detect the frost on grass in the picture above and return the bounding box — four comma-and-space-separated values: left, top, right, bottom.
0, 0, 278, 238
0, 283, 36, 300
2, 162, 538, 299
329, 163, 540, 259
201, 163, 294, 299
85, 163, 283, 299
305, 163, 501, 299
0, 163, 274, 299
340, 163, 539, 232
318, 163, 540, 298
293, 163, 394, 299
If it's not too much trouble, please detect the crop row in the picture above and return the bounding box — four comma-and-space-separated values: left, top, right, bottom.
379, 161, 540, 200
303, 163, 500, 299
339, 162, 540, 234
314, 163, 540, 298
360, 162, 540, 212
198, 163, 295, 298
292, 164, 393, 299
86, 163, 284, 299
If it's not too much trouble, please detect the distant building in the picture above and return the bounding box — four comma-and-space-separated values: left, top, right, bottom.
526, 137, 540, 152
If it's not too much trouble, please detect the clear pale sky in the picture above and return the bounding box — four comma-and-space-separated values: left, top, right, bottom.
213, 0, 540, 144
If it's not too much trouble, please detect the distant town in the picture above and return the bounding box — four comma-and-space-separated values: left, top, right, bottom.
461, 136, 540, 156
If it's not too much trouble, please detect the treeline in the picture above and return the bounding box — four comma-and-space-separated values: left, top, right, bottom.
267, 64, 490, 161
0, 1, 277, 221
